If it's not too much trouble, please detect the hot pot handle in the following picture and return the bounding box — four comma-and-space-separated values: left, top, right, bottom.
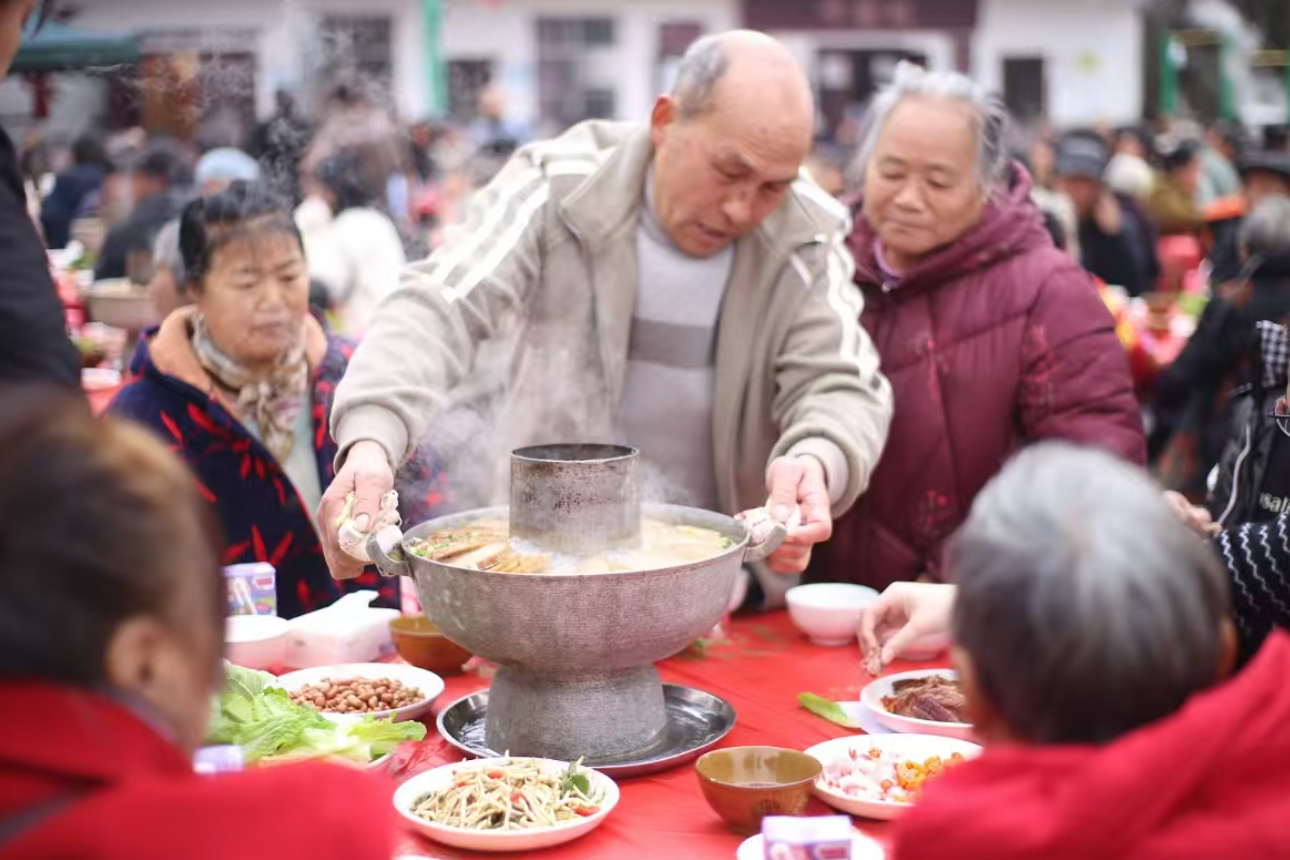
366, 531, 412, 578
740, 515, 789, 565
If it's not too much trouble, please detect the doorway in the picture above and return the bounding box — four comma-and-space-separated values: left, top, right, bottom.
818, 48, 927, 140
1002, 56, 1046, 124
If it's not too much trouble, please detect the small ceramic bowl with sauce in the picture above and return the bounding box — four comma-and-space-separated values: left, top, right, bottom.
695, 746, 823, 834
389, 615, 474, 675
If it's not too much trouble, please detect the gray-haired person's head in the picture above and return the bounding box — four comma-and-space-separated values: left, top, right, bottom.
1240, 194, 1290, 262
949, 442, 1233, 745
856, 63, 1011, 271
149, 219, 191, 318
856, 62, 1010, 195
651, 31, 814, 258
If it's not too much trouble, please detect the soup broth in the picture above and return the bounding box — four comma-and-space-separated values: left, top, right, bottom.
406, 518, 733, 574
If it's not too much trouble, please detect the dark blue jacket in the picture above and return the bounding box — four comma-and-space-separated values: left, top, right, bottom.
40, 162, 107, 250
110, 318, 447, 617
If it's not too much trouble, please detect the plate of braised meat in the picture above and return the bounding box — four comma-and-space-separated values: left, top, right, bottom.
860, 669, 974, 741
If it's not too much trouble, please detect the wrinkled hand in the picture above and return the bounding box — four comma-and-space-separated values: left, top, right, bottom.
318, 441, 395, 581
1163, 491, 1221, 537
762, 456, 832, 575
858, 582, 957, 676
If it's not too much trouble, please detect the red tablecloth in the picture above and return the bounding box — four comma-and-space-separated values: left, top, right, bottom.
86, 382, 123, 414
394, 611, 917, 859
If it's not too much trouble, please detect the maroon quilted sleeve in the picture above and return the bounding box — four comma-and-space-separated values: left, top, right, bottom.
1017, 265, 1147, 465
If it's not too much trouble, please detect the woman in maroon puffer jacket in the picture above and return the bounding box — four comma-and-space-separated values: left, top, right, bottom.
808, 64, 1145, 591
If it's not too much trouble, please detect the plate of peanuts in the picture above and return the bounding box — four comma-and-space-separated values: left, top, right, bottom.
277, 663, 445, 724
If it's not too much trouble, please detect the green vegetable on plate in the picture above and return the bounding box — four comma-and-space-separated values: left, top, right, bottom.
799, 692, 861, 729
208, 663, 426, 765
560, 759, 591, 796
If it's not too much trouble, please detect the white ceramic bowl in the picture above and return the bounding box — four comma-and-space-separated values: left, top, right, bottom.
275, 662, 444, 724
81, 367, 122, 392
805, 733, 981, 820
860, 669, 974, 741
894, 633, 953, 662
225, 615, 290, 671
786, 583, 880, 647
394, 757, 619, 852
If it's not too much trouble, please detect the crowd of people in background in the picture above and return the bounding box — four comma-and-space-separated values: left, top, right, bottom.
8, 3, 1290, 851
17, 78, 532, 342
9, 51, 1290, 608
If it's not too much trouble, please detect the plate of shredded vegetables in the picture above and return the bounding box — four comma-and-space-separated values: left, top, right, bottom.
804, 734, 980, 820
393, 756, 620, 852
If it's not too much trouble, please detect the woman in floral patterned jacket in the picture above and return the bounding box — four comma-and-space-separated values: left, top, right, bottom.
111, 182, 446, 616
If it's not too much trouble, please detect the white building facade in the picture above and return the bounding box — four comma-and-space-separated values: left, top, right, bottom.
745, 0, 1148, 134
0, 0, 740, 141
439, 0, 739, 131
1, 0, 431, 141
70, 0, 432, 118
973, 0, 1146, 128
1, 0, 1146, 142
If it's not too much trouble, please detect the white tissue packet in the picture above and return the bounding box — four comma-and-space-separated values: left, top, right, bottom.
762, 816, 852, 860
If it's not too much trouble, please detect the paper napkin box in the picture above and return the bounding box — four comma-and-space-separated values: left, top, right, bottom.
762, 815, 853, 860
285, 591, 399, 668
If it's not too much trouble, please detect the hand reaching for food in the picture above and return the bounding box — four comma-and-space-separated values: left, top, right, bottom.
858, 582, 957, 676
1162, 491, 1222, 537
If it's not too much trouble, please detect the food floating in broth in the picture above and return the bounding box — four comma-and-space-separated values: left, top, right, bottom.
407, 519, 734, 574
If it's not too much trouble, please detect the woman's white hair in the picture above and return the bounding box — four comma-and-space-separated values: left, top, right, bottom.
950, 442, 1230, 745
855, 62, 1011, 192
1240, 194, 1290, 260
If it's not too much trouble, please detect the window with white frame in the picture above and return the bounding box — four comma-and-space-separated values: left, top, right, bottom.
536, 17, 617, 129
320, 15, 394, 88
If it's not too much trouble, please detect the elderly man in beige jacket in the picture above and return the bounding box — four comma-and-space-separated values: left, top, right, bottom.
321, 31, 892, 606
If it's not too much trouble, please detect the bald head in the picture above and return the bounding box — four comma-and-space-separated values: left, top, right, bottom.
672, 31, 814, 127
649, 31, 816, 258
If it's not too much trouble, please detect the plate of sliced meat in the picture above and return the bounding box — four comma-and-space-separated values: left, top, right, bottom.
860, 669, 974, 741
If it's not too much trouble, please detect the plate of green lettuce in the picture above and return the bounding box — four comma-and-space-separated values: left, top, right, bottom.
208, 663, 426, 767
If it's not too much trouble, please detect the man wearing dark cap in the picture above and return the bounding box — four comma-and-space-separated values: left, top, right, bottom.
1206, 150, 1290, 285
1239, 150, 1290, 207
94, 142, 191, 282
1053, 133, 1159, 296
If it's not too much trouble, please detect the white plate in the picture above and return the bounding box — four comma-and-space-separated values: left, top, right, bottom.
737, 831, 885, 860
835, 701, 895, 736
805, 734, 981, 821
276, 663, 444, 724
81, 367, 122, 392
393, 757, 619, 852
860, 669, 974, 741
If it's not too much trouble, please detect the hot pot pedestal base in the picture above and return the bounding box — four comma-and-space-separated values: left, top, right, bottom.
485, 664, 668, 761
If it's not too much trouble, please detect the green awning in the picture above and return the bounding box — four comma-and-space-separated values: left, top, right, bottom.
9, 22, 139, 75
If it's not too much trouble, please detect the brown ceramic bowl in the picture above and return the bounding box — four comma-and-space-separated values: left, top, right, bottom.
389, 615, 473, 675
695, 746, 823, 834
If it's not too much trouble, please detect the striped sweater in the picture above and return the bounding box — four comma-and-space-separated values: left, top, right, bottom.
1216, 518, 1290, 658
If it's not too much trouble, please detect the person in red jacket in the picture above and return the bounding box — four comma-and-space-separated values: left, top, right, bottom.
865, 443, 1290, 860
0, 387, 394, 860
809, 62, 1144, 590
